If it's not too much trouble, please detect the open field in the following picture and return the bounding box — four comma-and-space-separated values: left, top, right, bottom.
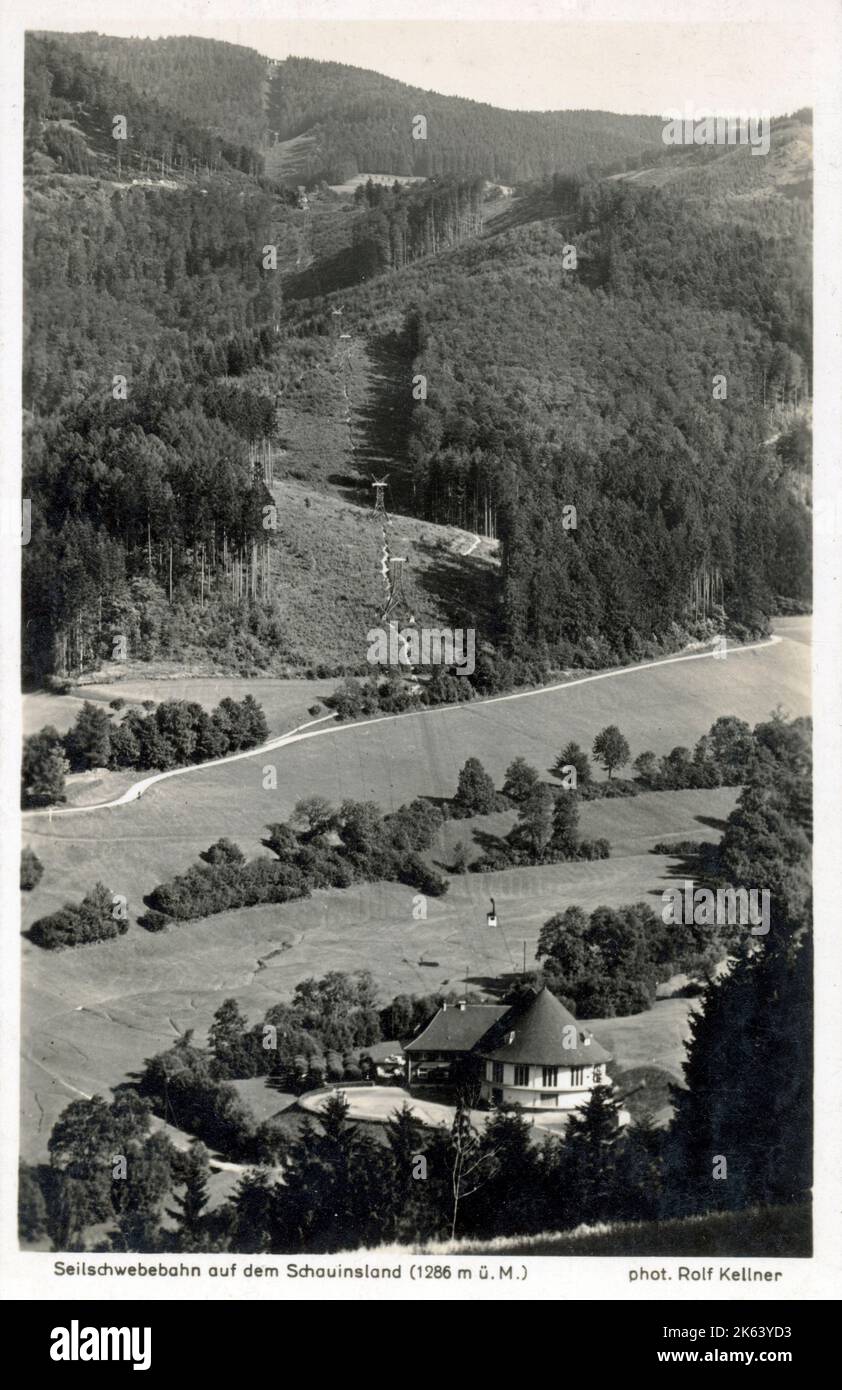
23, 677, 338, 740
328, 173, 426, 195
20, 618, 809, 1159
20, 841, 715, 1160
23, 677, 338, 808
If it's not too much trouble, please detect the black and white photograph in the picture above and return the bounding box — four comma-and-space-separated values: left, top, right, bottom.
2, 0, 840, 1318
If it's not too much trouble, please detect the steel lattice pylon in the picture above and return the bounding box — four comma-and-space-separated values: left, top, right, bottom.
382, 555, 407, 620
371, 476, 390, 521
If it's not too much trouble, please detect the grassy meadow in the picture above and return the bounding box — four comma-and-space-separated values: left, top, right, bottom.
19, 618, 809, 1158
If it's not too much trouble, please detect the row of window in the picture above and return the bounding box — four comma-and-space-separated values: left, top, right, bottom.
490, 1063, 603, 1086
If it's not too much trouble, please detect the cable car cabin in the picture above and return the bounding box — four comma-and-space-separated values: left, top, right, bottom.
487, 912, 498, 928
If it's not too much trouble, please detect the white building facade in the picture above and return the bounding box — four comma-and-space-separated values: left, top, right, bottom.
481, 1057, 608, 1110
405, 985, 614, 1113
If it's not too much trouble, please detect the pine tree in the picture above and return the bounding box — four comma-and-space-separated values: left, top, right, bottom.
167, 1145, 210, 1249
385, 1103, 432, 1242
551, 790, 580, 857
517, 785, 555, 858
662, 927, 811, 1220
561, 1083, 624, 1224
272, 1095, 388, 1252
471, 1109, 543, 1238
454, 757, 497, 815
208, 999, 252, 1080
552, 741, 592, 788
232, 1168, 276, 1253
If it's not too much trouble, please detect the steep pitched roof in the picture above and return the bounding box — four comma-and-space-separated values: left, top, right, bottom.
478, 987, 611, 1065
404, 1003, 509, 1053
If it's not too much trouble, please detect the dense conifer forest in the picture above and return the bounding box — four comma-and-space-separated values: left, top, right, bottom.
23, 32, 811, 683
38, 35, 667, 183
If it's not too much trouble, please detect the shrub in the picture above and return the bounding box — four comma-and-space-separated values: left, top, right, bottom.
386, 799, 444, 852
22, 727, 68, 807
20, 848, 44, 891
652, 839, 702, 856
578, 837, 611, 860
397, 855, 449, 897
330, 677, 364, 720
138, 909, 171, 933
147, 858, 310, 921
30, 882, 124, 950
502, 756, 541, 805
200, 838, 246, 866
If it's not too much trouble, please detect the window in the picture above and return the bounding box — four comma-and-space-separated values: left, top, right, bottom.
514, 1064, 530, 1086
571, 1066, 585, 1085
593, 1065, 603, 1082
542, 1066, 558, 1087
492, 1062, 504, 1083
540, 1093, 557, 1105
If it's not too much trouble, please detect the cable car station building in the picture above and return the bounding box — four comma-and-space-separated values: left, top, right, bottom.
404, 986, 612, 1112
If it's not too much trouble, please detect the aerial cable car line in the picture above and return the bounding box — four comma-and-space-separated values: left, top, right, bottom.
497, 919, 518, 975
485, 895, 517, 974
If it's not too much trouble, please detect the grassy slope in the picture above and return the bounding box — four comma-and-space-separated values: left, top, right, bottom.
19, 620, 809, 1159
23, 678, 338, 740
265, 477, 499, 668
399, 1203, 811, 1257
607, 119, 812, 209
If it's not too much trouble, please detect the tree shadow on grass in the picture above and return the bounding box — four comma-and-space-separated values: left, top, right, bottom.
464, 971, 526, 998
694, 814, 730, 833
410, 538, 503, 638
325, 472, 368, 506
471, 827, 513, 860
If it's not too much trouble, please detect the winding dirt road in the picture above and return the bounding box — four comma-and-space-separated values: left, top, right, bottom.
23, 635, 782, 818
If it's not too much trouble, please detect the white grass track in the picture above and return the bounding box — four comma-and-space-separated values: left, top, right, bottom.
23, 635, 782, 818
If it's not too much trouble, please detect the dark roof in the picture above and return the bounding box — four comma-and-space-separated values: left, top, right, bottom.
404, 988, 610, 1066
404, 1004, 509, 1053
478, 988, 611, 1065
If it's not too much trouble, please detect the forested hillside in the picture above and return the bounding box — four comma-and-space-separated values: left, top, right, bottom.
23, 33, 287, 679
265, 57, 666, 184
35, 32, 269, 150
26, 34, 262, 177
287, 160, 811, 663
22, 32, 811, 685
36, 34, 667, 185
